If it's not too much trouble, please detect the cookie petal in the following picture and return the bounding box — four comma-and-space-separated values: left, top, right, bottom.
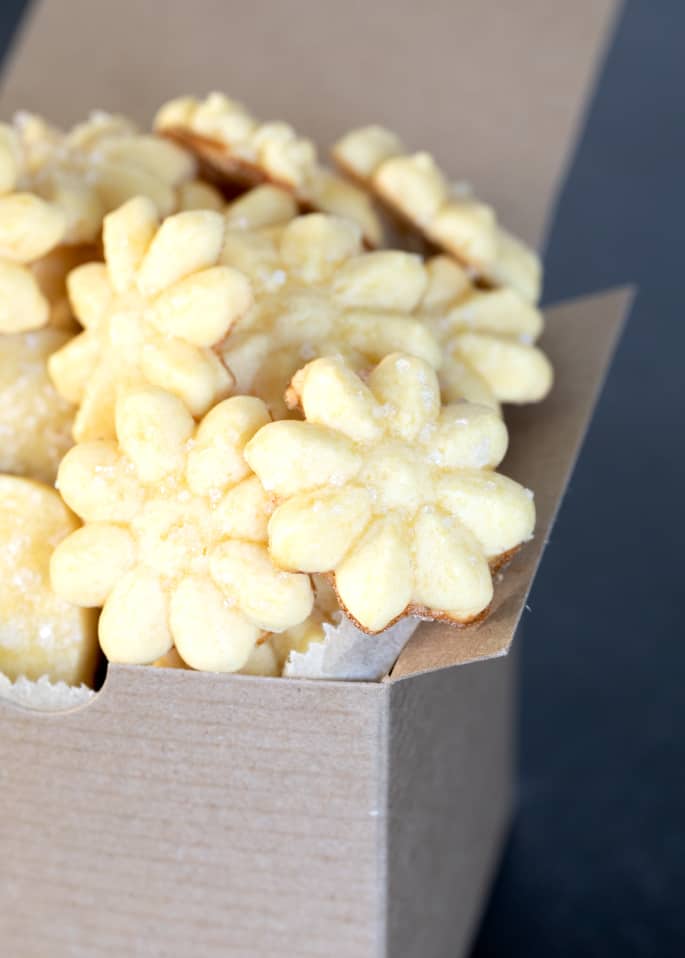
279, 214, 361, 283
435, 470, 535, 558
171, 576, 261, 672
341, 312, 442, 369
57, 440, 143, 522
452, 334, 553, 403
146, 265, 251, 346
444, 287, 543, 339
438, 351, 499, 408
367, 353, 440, 441
0, 261, 49, 332
51, 523, 137, 607
268, 487, 372, 572
214, 475, 272, 542
332, 251, 427, 311
48, 329, 100, 404
335, 514, 412, 632
115, 387, 195, 482
136, 209, 225, 297
0, 193, 66, 263
141, 335, 233, 418
245, 420, 361, 497
412, 507, 493, 621
428, 403, 508, 469
186, 396, 270, 496
288, 356, 382, 442
210, 540, 313, 633
99, 567, 172, 664
103, 196, 157, 294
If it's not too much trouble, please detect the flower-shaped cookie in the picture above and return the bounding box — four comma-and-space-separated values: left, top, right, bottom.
8, 110, 197, 245
0, 328, 75, 483
48, 196, 252, 441
51, 387, 313, 671
0, 109, 200, 333
245, 354, 535, 633
0, 475, 98, 685
155, 93, 383, 246
418, 256, 553, 407
219, 213, 441, 417
332, 125, 541, 303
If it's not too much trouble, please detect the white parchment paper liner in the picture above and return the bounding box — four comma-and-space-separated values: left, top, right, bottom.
0, 672, 94, 710
284, 612, 421, 681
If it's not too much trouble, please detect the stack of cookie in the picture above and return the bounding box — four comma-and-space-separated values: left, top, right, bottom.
0, 93, 552, 687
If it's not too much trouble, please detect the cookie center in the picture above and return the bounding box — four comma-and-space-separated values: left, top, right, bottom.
360, 440, 431, 514
132, 492, 214, 580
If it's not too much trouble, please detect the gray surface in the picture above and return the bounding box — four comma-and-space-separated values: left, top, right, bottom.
473, 3, 685, 955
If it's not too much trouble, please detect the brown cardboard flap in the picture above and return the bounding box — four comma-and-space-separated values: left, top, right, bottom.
391, 287, 633, 681
0, 0, 616, 245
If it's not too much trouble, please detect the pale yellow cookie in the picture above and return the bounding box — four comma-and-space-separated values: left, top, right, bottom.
48, 197, 252, 441
153, 637, 281, 676
223, 184, 298, 231
418, 256, 553, 406
51, 387, 313, 671
153, 577, 333, 677
155, 93, 382, 246
0, 475, 98, 684
245, 354, 535, 634
175, 178, 225, 212
154, 574, 332, 677
180, 182, 299, 229
0, 327, 75, 483
0, 132, 67, 332
219, 213, 441, 418
333, 125, 541, 303
237, 639, 281, 677
30, 242, 101, 330
11, 110, 197, 244
0, 109, 199, 334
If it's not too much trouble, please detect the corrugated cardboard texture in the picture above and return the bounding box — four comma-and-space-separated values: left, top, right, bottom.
0, 648, 517, 958
387, 649, 517, 958
0, 0, 616, 245
0, 665, 387, 957
392, 286, 632, 679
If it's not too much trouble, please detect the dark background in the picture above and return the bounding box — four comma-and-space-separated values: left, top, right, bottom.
473, 4, 685, 956
1, 2, 682, 955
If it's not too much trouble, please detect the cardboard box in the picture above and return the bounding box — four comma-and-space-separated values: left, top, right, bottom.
0, 2, 627, 956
